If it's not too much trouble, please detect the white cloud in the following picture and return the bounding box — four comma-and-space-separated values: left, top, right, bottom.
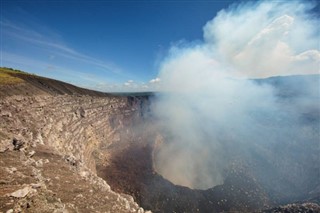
149, 77, 161, 83
123, 80, 134, 87
91, 77, 162, 92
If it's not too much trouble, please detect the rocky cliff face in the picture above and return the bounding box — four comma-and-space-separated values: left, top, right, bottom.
0, 94, 153, 213
0, 68, 152, 212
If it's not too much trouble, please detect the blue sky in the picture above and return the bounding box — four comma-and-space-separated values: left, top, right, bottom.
1, 0, 237, 91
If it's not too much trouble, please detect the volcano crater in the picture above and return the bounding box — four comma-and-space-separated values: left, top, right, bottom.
95, 128, 271, 213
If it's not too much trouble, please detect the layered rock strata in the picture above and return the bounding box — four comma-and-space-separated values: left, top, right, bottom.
0, 93, 150, 213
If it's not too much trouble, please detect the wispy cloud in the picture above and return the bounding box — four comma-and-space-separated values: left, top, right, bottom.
1, 19, 123, 74
1, 51, 113, 86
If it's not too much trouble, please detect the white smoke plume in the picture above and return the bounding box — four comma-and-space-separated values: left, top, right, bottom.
152, 0, 319, 190
204, 0, 319, 77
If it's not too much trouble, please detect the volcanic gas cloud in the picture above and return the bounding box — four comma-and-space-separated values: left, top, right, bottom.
151, 0, 320, 195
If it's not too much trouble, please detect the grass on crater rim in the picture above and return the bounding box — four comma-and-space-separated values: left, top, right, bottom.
0, 67, 29, 84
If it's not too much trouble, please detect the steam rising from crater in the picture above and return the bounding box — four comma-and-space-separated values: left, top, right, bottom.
152, 0, 320, 190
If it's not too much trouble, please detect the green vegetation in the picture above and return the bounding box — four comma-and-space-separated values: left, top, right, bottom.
0, 67, 30, 74
0, 67, 28, 84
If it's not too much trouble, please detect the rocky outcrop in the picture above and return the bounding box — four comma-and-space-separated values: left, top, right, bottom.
0, 93, 151, 212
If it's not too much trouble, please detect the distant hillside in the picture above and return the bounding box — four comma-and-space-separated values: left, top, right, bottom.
254, 74, 320, 98
0, 67, 110, 97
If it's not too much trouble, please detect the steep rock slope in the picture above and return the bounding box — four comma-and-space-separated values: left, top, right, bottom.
0, 68, 150, 212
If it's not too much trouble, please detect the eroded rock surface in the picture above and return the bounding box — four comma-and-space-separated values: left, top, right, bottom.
0, 93, 150, 213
